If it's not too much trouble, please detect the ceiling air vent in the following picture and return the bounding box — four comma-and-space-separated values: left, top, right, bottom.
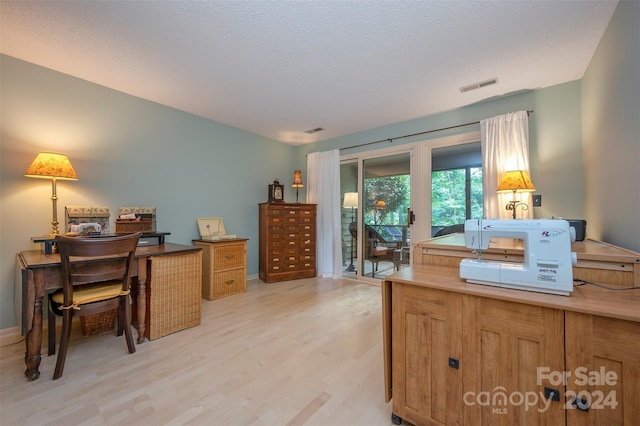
304, 127, 324, 134
460, 78, 499, 93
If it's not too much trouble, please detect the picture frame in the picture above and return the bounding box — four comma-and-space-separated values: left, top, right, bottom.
197, 218, 226, 238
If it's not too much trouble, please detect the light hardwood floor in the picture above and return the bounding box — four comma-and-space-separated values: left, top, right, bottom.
1, 277, 393, 425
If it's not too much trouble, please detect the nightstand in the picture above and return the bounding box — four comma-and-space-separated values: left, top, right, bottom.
193, 238, 248, 300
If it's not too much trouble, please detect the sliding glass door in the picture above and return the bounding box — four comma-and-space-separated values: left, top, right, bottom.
340, 131, 483, 282
341, 150, 412, 281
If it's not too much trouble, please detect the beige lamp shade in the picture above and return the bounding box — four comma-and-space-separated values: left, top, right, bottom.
25, 152, 78, 180
343, 192, 358, 209
496, 170, 535, 193
291, 170, 304, 188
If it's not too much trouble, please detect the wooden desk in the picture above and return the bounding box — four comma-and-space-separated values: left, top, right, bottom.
16, 243, 201, 381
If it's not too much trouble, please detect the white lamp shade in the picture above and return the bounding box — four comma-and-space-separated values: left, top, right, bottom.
343, 192, 358, 209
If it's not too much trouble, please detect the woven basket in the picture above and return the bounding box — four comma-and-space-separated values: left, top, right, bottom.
115, 219, 154, 233
148, 251, 202, 340
80, 309, 117, 335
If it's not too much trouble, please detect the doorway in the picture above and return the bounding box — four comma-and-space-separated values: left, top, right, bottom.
340, 131, 482, 282
340, 150, 412, 281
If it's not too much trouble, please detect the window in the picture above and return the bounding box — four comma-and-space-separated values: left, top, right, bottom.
431, 142, 482, 236
432, 167, 483, 226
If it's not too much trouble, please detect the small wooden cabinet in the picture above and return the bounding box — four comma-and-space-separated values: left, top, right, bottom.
259, 202, 316, 283
193, 238, 247, 300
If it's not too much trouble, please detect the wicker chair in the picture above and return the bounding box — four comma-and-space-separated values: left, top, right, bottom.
363, 225, 401, 277
47, 233, 140, 379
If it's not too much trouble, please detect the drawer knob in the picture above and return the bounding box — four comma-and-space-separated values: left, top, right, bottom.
225, 254, 235, 259
225, 279, 235, 285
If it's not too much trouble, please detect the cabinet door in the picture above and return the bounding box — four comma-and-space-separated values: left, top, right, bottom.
391, 284, 463, 425
462, 296, 565, 425
565, 312, 640, 426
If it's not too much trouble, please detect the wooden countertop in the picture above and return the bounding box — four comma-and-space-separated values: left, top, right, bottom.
384, 264, 640, 323
416, 234, 640, 264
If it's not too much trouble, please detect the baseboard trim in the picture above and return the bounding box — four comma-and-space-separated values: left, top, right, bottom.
0, 326, 23, 347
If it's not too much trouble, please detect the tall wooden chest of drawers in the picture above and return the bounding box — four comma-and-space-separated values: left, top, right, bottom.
259, 202, 317, 283
193, 238, 248, 300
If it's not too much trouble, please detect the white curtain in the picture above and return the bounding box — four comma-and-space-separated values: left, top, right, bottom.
307, 149, 343, 278
481, 110, 533, 219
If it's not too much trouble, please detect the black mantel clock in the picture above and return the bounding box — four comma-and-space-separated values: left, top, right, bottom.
268, 179, 284, 202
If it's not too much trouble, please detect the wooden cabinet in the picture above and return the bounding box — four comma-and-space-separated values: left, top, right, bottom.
259, 203, 316, 283
193, 238, 247, 300
383, 260, 640, 426
462, 295, 565, 425
391, 285, 463, 425
565, 312, 640, 425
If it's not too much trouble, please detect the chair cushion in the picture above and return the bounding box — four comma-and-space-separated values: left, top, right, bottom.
50, 280, 124, 306
373, 247, 388, 256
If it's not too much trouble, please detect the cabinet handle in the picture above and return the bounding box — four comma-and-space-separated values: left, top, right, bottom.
225, 279, 235, 285
225, 254, 235, 259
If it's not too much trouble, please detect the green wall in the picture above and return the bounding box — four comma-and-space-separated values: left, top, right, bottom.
297, 82, 585, 223
1, 55, 296, 329
582, 0, 640, 250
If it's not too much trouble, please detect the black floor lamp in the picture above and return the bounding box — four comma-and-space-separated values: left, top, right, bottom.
343, 192, 358, 272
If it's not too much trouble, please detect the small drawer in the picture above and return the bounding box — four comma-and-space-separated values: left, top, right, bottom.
213, 244, 245, 269
284, 224, 299, 233
208, 269, 245, 299
268, 216, 283, 225
268, 224, 284, 233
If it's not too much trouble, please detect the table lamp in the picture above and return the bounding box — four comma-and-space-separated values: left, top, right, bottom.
374, 200, 386, 224
291, 170, 304, 203
25, 152, 78, 236
496, 170, 535, 219
343, 192, 358, 272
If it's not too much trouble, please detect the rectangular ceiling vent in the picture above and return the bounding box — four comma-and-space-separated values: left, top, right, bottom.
460, 78, 499, 93
304, 127, 324, 134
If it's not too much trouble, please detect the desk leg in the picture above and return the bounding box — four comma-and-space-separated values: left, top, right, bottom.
135, 257, 147, 343
24, 270, 44, 381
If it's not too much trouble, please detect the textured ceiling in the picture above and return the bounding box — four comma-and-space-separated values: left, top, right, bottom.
0, 1, 618, 145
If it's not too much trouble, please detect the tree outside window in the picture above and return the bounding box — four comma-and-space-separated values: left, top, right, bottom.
364, 175, 410, 225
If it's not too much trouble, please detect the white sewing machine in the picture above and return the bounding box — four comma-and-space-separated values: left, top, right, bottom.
459, 219, 577, 296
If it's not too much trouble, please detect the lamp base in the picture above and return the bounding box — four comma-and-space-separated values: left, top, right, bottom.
505, 200, 529, 219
